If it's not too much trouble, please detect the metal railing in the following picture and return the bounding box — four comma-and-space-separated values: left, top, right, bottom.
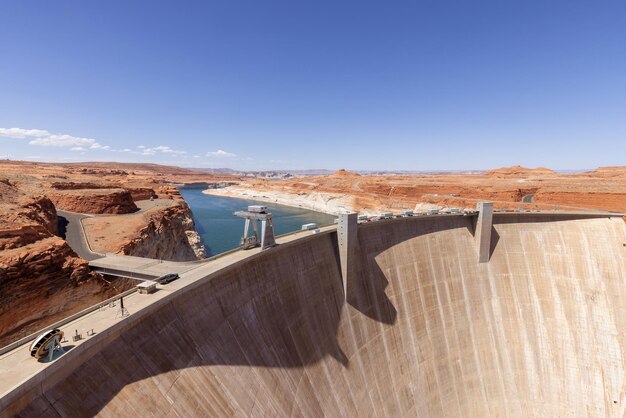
0, 288, 137, 357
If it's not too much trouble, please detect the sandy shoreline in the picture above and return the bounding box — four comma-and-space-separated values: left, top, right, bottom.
202, 187, 355, 215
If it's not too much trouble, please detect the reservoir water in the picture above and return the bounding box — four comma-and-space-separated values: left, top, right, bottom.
179, 187, 337, 257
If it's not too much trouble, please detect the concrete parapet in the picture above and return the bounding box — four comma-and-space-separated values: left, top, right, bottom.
337, 213, 358, 298
476, 202, 493, 263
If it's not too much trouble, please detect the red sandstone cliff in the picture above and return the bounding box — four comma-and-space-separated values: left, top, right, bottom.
51, 181, 157, 202
48, 189, 138, 214
0, 237, 120, 346
0, 180, 118, 346
117, 198, 205, 261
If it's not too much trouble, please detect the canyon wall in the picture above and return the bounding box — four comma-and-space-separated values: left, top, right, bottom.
51, 182, 156, 202
117, 202, 205, 261
0, 180, 117, 345
48, 189, 138, 214
0, 237, 120, 347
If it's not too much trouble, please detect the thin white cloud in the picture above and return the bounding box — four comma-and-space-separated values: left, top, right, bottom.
1, 127, 193, 159
29, 134, 96, 147
139, 145, 186, 155
0, 127, 105, 149
206, 149, 236, 158
0, 128, 49, 138
154, 145, 187, 155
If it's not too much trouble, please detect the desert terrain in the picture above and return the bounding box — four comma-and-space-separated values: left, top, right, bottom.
206, 165, 626, 215
0, 160, 237, 345
1, 160, 625, 347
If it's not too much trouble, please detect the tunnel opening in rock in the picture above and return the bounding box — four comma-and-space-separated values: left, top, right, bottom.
56, 215, 68, 240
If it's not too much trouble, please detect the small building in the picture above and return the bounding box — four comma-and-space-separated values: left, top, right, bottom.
248, 205, 268, 213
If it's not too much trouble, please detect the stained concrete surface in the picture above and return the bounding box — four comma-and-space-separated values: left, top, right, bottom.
3, 214, 626, 417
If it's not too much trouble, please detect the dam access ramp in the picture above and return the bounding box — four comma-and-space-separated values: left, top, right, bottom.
2, 210, 626, 417
87, 254, 200, 280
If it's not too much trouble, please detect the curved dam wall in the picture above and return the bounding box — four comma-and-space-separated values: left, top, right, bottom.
8, 214, 626, 417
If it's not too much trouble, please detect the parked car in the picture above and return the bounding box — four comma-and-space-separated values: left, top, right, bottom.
157, 273, 179, 284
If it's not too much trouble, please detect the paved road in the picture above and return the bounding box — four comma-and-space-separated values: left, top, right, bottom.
56, 199, 175, 261
56, 210, 102, 261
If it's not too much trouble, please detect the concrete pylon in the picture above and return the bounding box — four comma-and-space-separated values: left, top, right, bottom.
475, 202, 494, 263
337, 213, 358, 299
260, 216, 276, 249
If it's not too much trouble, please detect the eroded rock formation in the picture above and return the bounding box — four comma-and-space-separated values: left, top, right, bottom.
117, 202, 205, 261
48, 189, 138, 214
0, 237, 116, 347
207, 166, 626, 215
0, 180, 114, 345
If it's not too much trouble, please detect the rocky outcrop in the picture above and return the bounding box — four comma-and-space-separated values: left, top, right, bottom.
51, 182, 116, 190
0, 237, 117, 347
0, 195, 59, 250
118, 202, 206, 261
331, 168, 361, 178
51, 182, 157, 202
485, 165, 557, 177
127, 187, 157, 201
48, 189, 138, 214
581, 166, 626, 178
20, 195, 58, 236
75, 168, 128, 176
0, 182, 129, 347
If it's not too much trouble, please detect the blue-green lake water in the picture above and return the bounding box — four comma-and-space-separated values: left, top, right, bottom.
179, 188, 336, 257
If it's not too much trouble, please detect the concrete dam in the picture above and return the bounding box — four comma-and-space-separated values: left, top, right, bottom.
4, 212, 626, 417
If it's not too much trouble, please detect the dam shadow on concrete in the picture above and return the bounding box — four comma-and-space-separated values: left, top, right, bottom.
13, 212, 626, 416
20, 218, 500, 416
351, 216, 476, 324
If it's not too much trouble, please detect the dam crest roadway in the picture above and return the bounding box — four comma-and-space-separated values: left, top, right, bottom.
1, 207, 626, 417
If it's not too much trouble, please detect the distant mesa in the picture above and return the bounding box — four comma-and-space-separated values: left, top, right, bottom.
484, 165, 557, 177
331, 169, 361, 178
583, 166, 626, 178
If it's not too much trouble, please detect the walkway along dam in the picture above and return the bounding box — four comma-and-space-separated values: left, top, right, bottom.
1, 209, 626, 417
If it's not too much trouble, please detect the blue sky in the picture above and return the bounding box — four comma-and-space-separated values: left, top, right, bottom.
1, 1, 625, 171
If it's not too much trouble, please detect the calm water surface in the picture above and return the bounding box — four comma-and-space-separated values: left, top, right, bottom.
179, 188, 336, 257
